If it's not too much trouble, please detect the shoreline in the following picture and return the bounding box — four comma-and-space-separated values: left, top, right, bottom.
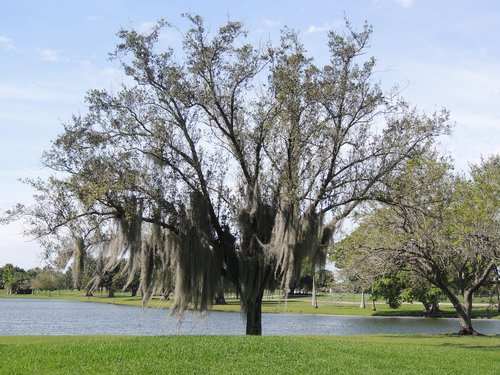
1, 290, 499, 320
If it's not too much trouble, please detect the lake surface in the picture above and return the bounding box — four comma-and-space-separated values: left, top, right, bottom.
1, 298, 499, 336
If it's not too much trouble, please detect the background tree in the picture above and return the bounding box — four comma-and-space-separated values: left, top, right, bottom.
31, 267, 65, 295
3, 16, 449, 335
335, 154, 500, 334
1, 263, 28, 294
368, 271, 445, 315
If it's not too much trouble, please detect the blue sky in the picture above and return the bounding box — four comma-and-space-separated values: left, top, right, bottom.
1, 0, 499, 269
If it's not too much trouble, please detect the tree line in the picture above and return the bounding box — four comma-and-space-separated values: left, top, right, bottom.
1, 263, 69, 294
0, 259, 139, 297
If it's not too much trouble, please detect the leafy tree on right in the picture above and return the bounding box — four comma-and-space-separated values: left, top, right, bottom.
332, 154, 500, 334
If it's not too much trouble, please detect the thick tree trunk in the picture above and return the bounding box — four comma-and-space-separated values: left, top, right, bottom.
457, 291, 480, 335
245, 296, 262, 335
433, 277, 481, 335
214, 291, 227, 305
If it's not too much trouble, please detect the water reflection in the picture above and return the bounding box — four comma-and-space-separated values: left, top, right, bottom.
1, 298, 498, 336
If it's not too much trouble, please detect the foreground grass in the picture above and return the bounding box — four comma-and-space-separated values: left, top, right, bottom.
2, 289, 499, 319
0, 335, 499, 374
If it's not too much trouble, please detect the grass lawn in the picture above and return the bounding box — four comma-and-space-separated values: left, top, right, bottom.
1, 289, 499, 319
0, 335, 499, 374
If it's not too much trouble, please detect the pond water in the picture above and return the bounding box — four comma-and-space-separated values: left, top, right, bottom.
1, 298, 499, 336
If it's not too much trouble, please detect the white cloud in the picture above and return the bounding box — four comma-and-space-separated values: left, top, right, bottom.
373, 0, 414, 7
305, 22, 340, 35
36, 48, 61, 62
137, 21, 156, 33
0, 35, 15, 50
262, 19, 281, 28
396, 0, 413, 7
0, 83, 76, 102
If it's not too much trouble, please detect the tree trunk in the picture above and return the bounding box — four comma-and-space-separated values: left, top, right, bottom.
456, 291, 480, 335
214, 291, 227, 305
496, 267, 500, 313
428, 302, 441, 317
371, 286, 376, 310
359, 291, 366, 309
311, 271, 318, 308
433, 278, 480, 335
245, 296, 262, 335
130, 287, 138, 297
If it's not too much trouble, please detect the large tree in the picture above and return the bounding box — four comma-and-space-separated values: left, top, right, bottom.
3, 16, 448, 335
334, 154, 500, 334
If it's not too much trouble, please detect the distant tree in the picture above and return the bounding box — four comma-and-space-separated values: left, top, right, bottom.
31, 268, 65, 294
399, 273, 445, 317
87, 255, 121, 298
317, 270, 335, 291
335, 154, 500, 334
370, 273, 405, 309
2, 263, 28, 294
368, 271, 445, 315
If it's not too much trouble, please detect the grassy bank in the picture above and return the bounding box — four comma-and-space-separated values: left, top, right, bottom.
0, 335, 499, 374
1, 289, 499, 319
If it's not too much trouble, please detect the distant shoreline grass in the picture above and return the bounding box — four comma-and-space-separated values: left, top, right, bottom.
1, 288, 499, 320
0, 335, 499, 374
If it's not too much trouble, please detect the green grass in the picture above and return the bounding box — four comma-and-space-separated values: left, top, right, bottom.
0, 335, 499, 374
1, 288, 499, 319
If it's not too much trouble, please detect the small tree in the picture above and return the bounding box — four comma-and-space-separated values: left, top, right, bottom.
32, 268, 65, 295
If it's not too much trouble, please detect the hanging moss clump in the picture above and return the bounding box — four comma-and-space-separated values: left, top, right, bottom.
72, 236, 85, 290
136, 205, 177, 305
237, 184, 276, 315
267, 204, 325, 294
170, 191, 222, 318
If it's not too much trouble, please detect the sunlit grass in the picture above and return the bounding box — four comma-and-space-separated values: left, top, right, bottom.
0, 335, 499, 374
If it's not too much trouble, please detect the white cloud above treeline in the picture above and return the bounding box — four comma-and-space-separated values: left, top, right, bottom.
36, 48, 61, 62
0, 35, 15, 49
305, 22, 341, 34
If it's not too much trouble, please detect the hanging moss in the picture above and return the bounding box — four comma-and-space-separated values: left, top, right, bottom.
170, 191, 222, 317
267, 204, 326, 294
237, 184, 276, 315
72, 236, 85, 289
111, 197, 143, 291
138, 217, 177, 307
